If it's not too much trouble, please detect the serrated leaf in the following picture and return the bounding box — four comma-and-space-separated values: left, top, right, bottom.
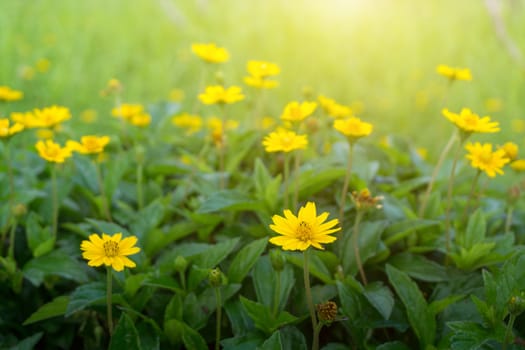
240, 296, 298, 334
428, 294, 464, 316
228, 238, 268, 283
23, 296, 70, 325
257, 330, 282, 350
109, 313, 141, 350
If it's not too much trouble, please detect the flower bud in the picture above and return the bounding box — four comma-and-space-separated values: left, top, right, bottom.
208, 267, 223, 288
316, 301, 338, 325
270, 249, 286, 272
12, 204, 27, 217
508, 292, 525, 316
173, 256, 188, 273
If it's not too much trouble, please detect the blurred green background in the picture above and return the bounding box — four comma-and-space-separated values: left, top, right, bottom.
1, 0, 524, 152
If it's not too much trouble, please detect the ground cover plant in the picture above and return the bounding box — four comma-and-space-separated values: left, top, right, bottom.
2, 0, 525, 349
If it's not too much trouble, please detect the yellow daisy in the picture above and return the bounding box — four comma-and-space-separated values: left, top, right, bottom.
191, 43, 229, 63
199, 85, 244, 105
442, 108, 499, 134
0, 86, 23, 101
333, 116, 373, 141
81, 233, 140, 272
269, 202, 340, 251
67, 135, 110, 154
31, 105, 71, 128
0, 118, 24, 138
111, 104, 144, 120
280, 101, 317, 122
436, 64, 472, 81
465, 142, 510, 177
498, 142, 518, 161
262, 129, 308, 153
510, 159, 525, 172
172, 113, 203, 134
35, 140, 73, 163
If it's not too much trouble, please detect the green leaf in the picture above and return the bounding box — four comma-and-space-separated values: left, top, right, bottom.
252, 256, 295, 310
190, 238, 240, 269
198, 190, 265, 213
104, 155, 129, 198
144, 220, 199, 256
165, 319, 208, 350
130, 199, 165, 239
224, 298, 254, 337
286, 252, 333, 284
388, 253, 448, 282
109, 313, 141, 350
257, 331, 283, 350
449, 242, 496, 271
65, 282, 105, 317
297, 167, 346, 198
363, 282, 394, 320
142, 275, 183, 294
342, 220, 387, 276
447, 321, 504, 349
85, 218, 130, 236
386, 264, 435, 348
376, 341, 411, 350
228, 238, 268, 283
461, 209, 486, 249
23, 296, 70, 325
8, 332, 43, 350
384, 219, 439, 246
22, 250, 88, 286
25, 212, 53, 257
33, 237, 55, 258
428, 295, 464, 316
240, 296, 298, 334
279, 326, 307, 350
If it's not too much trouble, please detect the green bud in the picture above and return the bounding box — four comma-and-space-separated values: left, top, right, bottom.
12, 204, 27, 217
174, 256, 188, 273
270, 249, 286, 272
208, 267, 223, 288
508, 292, 525, 316
334, 265, 344, 281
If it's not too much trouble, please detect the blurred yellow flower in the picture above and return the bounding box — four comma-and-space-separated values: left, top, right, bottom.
465, 142, 510, 177
499, 142, 518, 161
416, 147, 428, 160
36, 139, 73, 163
172, 113, 203, 134
280, 101, 317, 122
0, 86, 23, 102
436, 64, 472, 81
244, 76, 279, 89
191, 43, 229, 63
511, 119, 525, 133
0, 118, 24, 137
269, 202, 340, 251
442, 108, 499, 134
510, 159, 525, 172
36, 58, 51, 73
318, 95, 352, 118
261, 116, 276, 129
67, 135, 110, 154
111, 103, 144, 120
199, 85, 244, 105
101, 78, 123, 96
35, 129, 54, 140
31, 105, 71, 128
169, 88, 185, 102
244, 60, 280, 89
262, 129, 308, 153
81, 233, 140, 272
484, 98, 502, 113
333, 116, 373, 142
130, 113, 151, 127
81, 109, 98, 123
207, 116, 239, 132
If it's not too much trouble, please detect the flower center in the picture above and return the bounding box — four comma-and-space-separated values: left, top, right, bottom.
103, 240, 119, 257
297, 221, 312, 242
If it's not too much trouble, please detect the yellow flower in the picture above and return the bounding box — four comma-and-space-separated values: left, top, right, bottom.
442, 108, 499, 134
130, 113, 151, 127
246, 60, 280, 78
485, 98, 502, 113
499, 142, 518, 161
169, 88, 185, 102
416, 147, 428, 160
261, 116, 276, 129
36, 58, 51, 73
101, 78, 123, 97
80, 233, 140, 272
111, 104, 144, 120
31, 105, 72, 128
207, 116, 239, 132
172, 113, 203, 134
35, 129, 54, 140
10, 111, 35, 127
244, 76, 279, 89
436, 64, 472, 81
511, 119, 525, 133
0, 86, 23, 102
191, 43, 229, 63
465, 142, 510, 177
318, 95, 352, 118
199, 85, 244, 105
262, 129, 308, 153
0, 118, 24, 137
35, 140, 73, 163
510, 159, 525, 172
81, 109, 98, 123
269, 202, 340, 251
280, 101, 317, 122
333, 116, 373, 141
67, 135, 110, 154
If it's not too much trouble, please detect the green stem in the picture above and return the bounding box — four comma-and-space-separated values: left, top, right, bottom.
444, 138, 464, 259
215, 286, 222, 350
419, 131, 457, 217
136, 162, 144, 210
460, 170, 481, 224
303, 250, 319, 350
313, 322, 323, 350
352, 211, 367, 285
272, 270, 281, 316
95, 161, 112, 222
179, 270, 186, 291
505, 205, 514, 234
283, 153, 291, 209
503, 314, 516, 350
219, 104, 227, 189
51, 165, 58, 238
292, 151, 301, 212
339, 143, 354, 239
7, 218, 17, 260
1, 141, 14, 255
106, 266, 114, 336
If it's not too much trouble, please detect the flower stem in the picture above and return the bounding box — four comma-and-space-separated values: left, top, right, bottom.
136, 162, 144, 211
106, 266, 114, 336
303, 250, 319, 350
352, 211, 367, 285
219, 104, 227, 189
1, 142, 15, 255
460, 170, 481, 224
51, 165, 58, 239
272, 270, 281, 316
283, 153, 291, 209
503, 314, 516, 350
444, 138, 464, 259
215, 286, 222, 350
7, 218, 17, 260
339, 142, 355, 231
505, 205, 514, 234
292, 151, 302, 212
419, 131, 457, 217
95, 161, 112, 222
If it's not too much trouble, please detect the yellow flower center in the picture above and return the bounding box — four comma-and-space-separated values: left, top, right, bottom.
297, 221, 312, 242
463, 115, 478, 126
103, 240, 119, 257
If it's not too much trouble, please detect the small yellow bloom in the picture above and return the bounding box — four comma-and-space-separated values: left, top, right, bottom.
510, 159, 525, 172
199, 85, 244, 105
191, 43, 229, 63
11, 111, 35, 127
101, 78, 123, 97
436, 64, 472, 81
280, 101, 317, 122
172, 113, 203, 134
416, 147, 428, 160
31, 105, 71, 128
35, 139, 73, 163
81, 109, 98, 123
318, 95, 352, 118
67, 135, 110, 154
244, 76, 279, 89
262, 129, 308, 153
246, 60, 280, 78
36, 58, 51, 73
0, 119, 24, 137
442, 108, 499, 134
80, 233, 140, 272
269, 202, 340, 251
207, 116, 239, 132
485, 98, 502, 113
169, 88, 185, 102
130, 113, 151, 127
111, 104, 144, 120
261, 116, 276, 129
35, 129, 54, 140
333, 116, 373, 141
499, 142, 518, 161
465, 142, 510, 177
0, 86, 23, 102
